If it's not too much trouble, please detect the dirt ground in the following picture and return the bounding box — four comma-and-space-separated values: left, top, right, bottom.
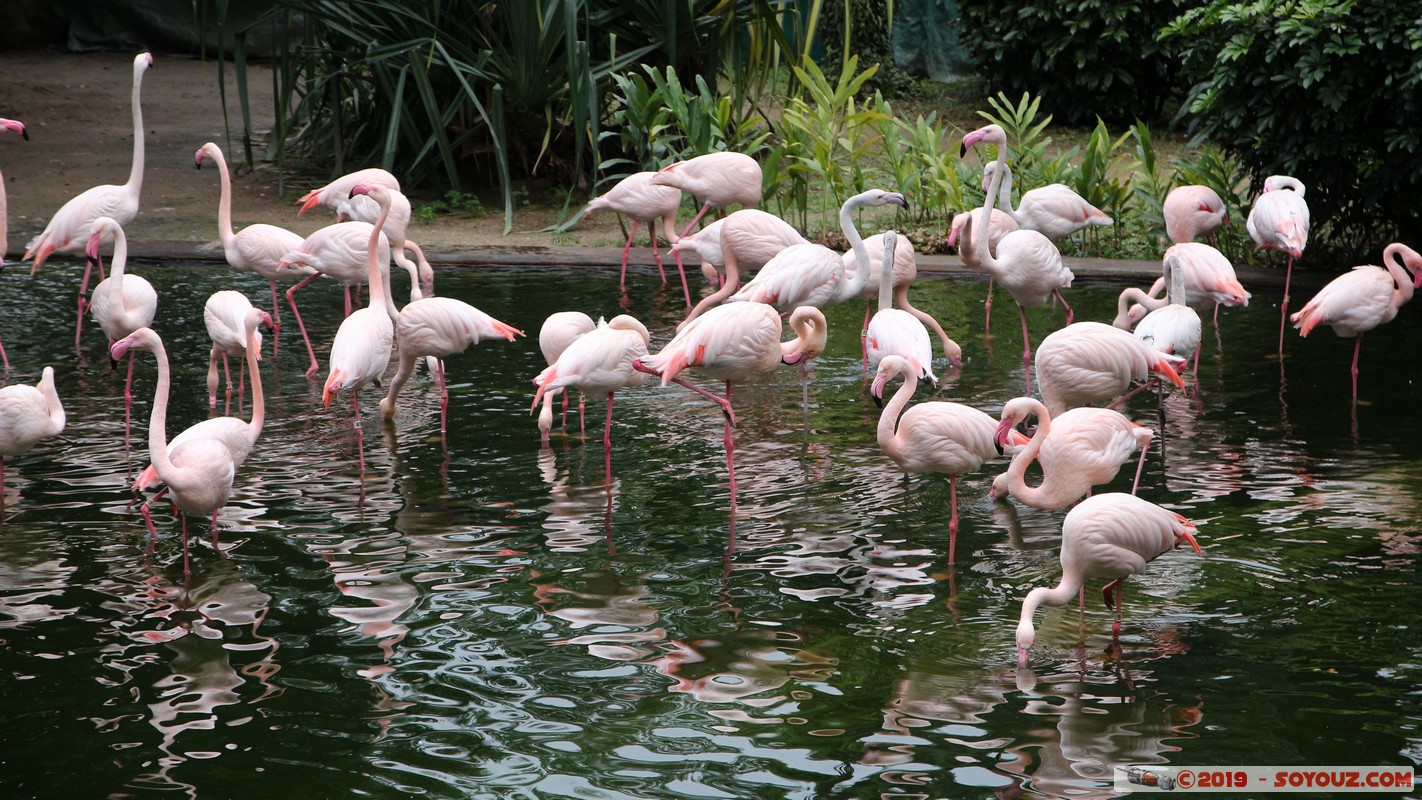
0, 49, 629, 259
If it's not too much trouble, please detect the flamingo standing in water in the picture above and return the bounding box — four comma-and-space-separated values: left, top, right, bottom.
864, 231, 950, 383
133, 307, 269, 498
632, 303, 827, 512
0, 117, 26, 263
297, 167, 401, 221
202, 290, 267, 409
1034, 321, 1184, 416
536, 312, 596, 445
853, 231, 960, 367
677, 209, 809, 322
194, 141, 310, 360
982, 161, 1113, 241
650, 152, 762, 241
278, 220, 395, 378
26, 53, 153, 348
1247, 174, 1309, 353
346, 184, 524, 433
0, 117, 27, 370
722, 189, 907, 323
950, 205, 1017, 333
960, 124, 1074, 393
871, 354, 1026, 563
1291, 242, 1422, 401
321, 191, 398, 481
583, 171, 685, 299
86, 217, 157, 451
530, 315, 650, 477
0, 366, 66, 515
1132, 254, 1203, 379
1015, 492, 1201, 666
112, 328, 236, 575
1114, 242, 1250, 329
991, 396, 1154, 511
1163, 185, 1227, 244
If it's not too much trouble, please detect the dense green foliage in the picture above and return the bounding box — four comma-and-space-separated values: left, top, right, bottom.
1165, 0, 1422, 258
204, 0, 799, 232
956, 0, 1189, 125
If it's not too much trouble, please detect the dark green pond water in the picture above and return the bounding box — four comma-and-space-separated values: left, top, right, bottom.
1, 260, 1418, 798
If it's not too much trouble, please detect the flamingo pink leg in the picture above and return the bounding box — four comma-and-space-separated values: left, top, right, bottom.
671, 250, 692, 309
1018, 304, 1034, 394
618, 221, 639, 290
435, 359, 449, 434
0, 458, 6, 514
268, 280, 283, 360
1055, 289, 1074, 326
75, 255, 101, 348
284, 274, 324, 378
984, 277, 995, 335
351, 391, 366, 478
676, 201, 713, 241
948, 475, 960, 565
1129, 441, 1149, 494
1350, 333, 1364, 401
1103, 578, 1125, 637
602, 393, 616, 483
646, 221, 666, 285
861, 301, 873, 370
123, 351, 136, 453
1278, 255, 1295, 355
210, 511, 222, 557
0, 336, 9, 372
181, 512, 192, 576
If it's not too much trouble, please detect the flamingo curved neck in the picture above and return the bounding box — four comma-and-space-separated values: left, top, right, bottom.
877, 233, 896, 311
840, 194, 875, 299
366, 199, 395, 319
109, 232, 129, 290
145, 336, 176, 478
977, 153, 1009, 272
1164, 258, 1188, 306
1000, 400, 1074, 508
1383, 244, 1419, 304
40, 374, 65, 434
876, 362, 917, 460
126, 65, 146, 194
1018, 581, 1082, 647
211, 149, 236, 245
1115, 287, 1162, 325
245, 319, 265, 439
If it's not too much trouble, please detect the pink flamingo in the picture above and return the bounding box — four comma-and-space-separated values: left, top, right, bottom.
0, 117, 27, 370
321, 191, 398, 481
583, 171, 686, 298
297, 167, 401, 219
0, 117, 28, 268
133, 307, 269, 496
991, 397, 1155, 511
1291, 242, 1422, 400
202, 290, 267, 408
278, 220, 396, 378
1015, 492, 1201, 666
949, 205, 1017, 333
852, 231, 960, 367
677, 208, 809, 322
865, 231, 954, 383
26, 53, 153, 348
650, 151, 762, 240
346, 184, 525, 432
1114, 242, 1250, 328
1133, 254, 1203, 378
1246, 174, 1309, 353
530, 315, 650, 473
722, 189, 907, 320
194, 141, 311, 360
871, 354, 1027, 563
86, 217, 157, 451
1034, 321, 1184, 416
536, 311, 596, 445
983, 161, 1113, 241
960, 124, 1073, 393
632, 302, 827, 511
111, 328, 236, 575
1163, 184, 1227, 244
0, 366, 65, 515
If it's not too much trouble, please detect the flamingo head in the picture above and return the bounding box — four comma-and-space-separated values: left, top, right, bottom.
110, 327, 159, 361
194, 142, 219, 170
276, 250, 311, 271
84, 216, 119, 262
1015, 617, 1036, 667
349, 182, 375, 199
959, 124, 1005, 158
992, 414, 1021, 454
0, 118, 28, 140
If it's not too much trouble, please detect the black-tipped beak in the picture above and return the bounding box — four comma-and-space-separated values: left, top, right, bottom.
959, 142, 969, 158
994, 439, 1004, 456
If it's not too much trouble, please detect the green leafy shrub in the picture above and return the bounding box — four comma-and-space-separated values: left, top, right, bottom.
1165, 0, 1422, 258
957, 0, 1189, 125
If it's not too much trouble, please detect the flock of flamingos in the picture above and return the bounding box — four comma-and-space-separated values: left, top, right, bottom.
1, 53, 1419, 666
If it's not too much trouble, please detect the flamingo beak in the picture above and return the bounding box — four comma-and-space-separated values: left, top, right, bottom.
1179, 530, 1203, 556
